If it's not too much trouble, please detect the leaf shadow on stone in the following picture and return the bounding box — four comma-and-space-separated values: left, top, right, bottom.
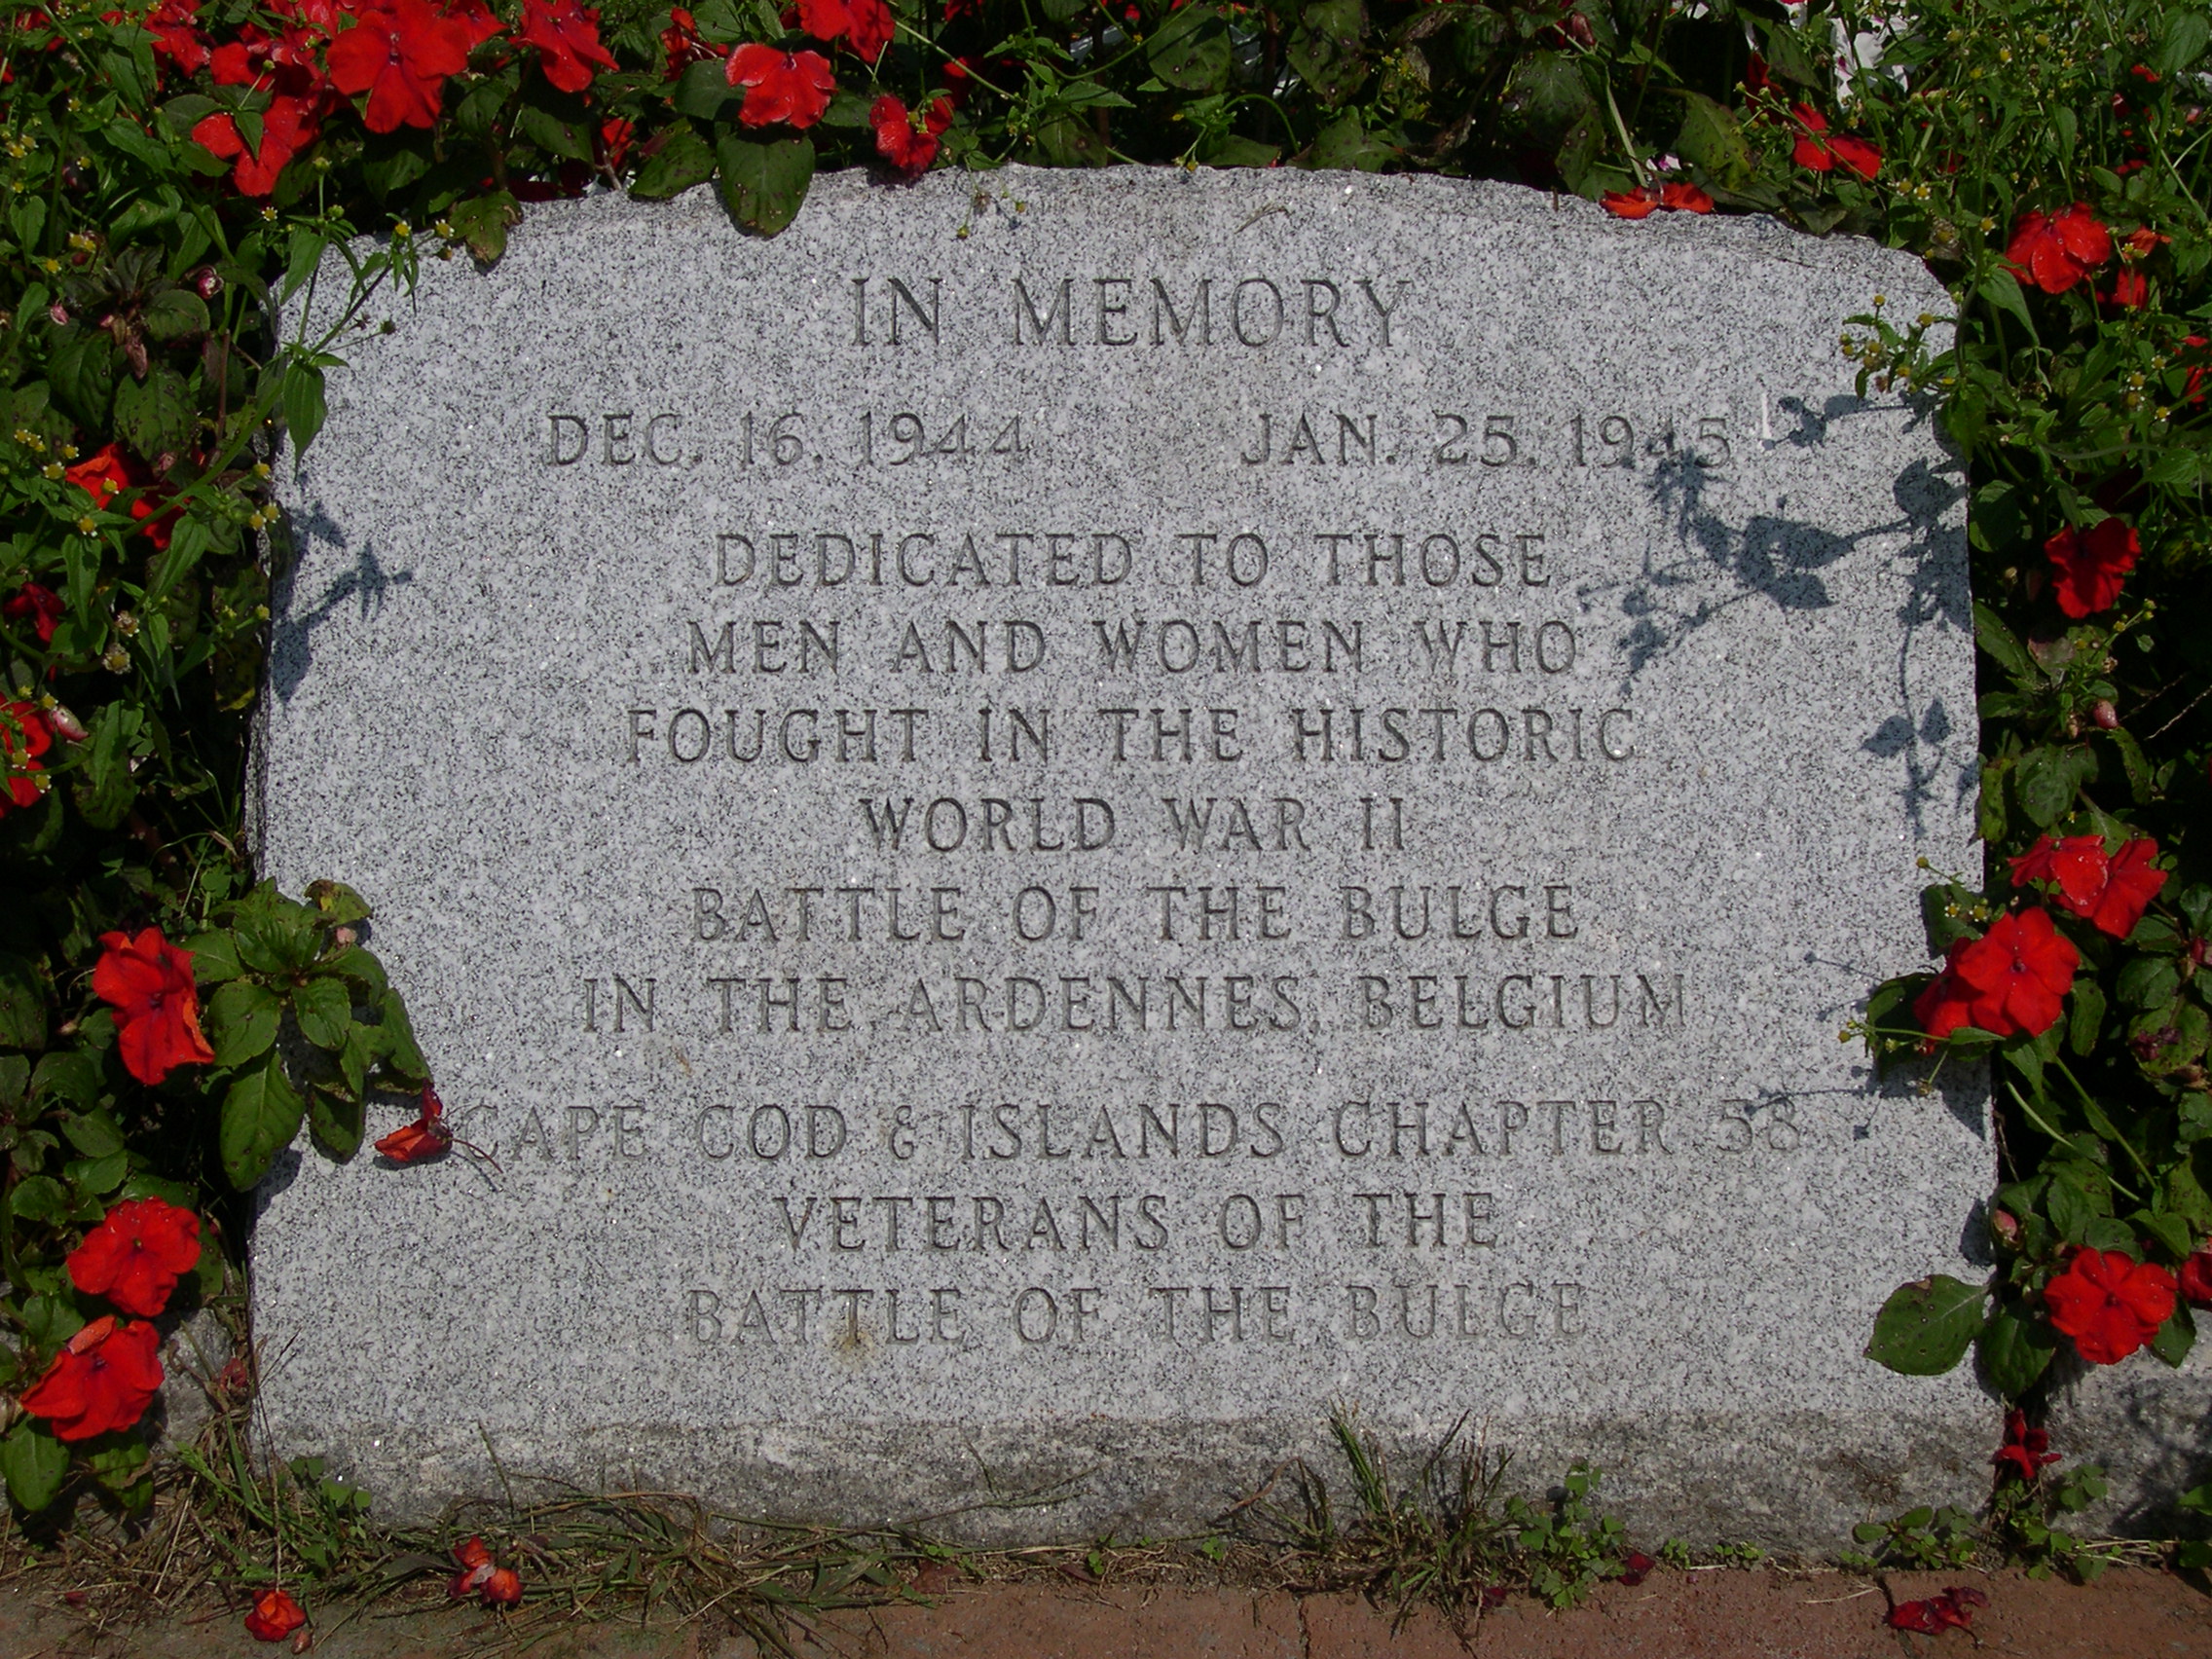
1579, 393, 1970, 838
268, 512, 414, 703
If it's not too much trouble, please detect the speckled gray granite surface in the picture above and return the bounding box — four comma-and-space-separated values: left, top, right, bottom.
252, 166, 1989, 1546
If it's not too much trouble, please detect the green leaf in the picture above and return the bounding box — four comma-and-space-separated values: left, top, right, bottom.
2154, 8, 2210, 76
206, 980, 281, 1069
2013, 744, 2092, 828
142, 288, 209, 344
71, 700, 140, 831
2, 1421, 69, 1513
2046, 1171, 2098, 1244
21, 1294, 82, 1351
2151, 1301, 2195, 1368
0, 951, 46, 1051
10, 1175, 68, 1223
0, 1054, 26, 1111
321, 945, 387, 998
2069, 978, 2105, 1056
281, 358, 326, 453
518, 102, 591, 163
1978, 267, 2036, 338
1972, 599, 2034, 680
1866, 1274, 1986, 1376
183, 931, 244, 984
2136, 1206, 2194, 1261
65, 1149, 129, 1197
1673, 91, 1751, 188
1304, 114, 1394, 173
1975, 1305, 2054, 1396
61, 1108, 123, 1160
1286, 0, 1366, 106
715, 134, 814, 239
448, 191, 521, 265
30, 1050, 101, 1109
2117, 954, 2180, 1010
377, 987, 426, 1081
1506, 52, 1592, 143
674, 58, 739, 121
114, 363, 195, 459
631, 125, 716, 201
46, 327, 119, 430
1150, 3, 1234, 92
310, 1086, 365, 1161
304, 879, 373, 927
219, 1054, 306, 1190
293, 975, 352, 1051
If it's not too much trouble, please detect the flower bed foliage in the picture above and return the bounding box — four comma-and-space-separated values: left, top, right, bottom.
0, 0, 2207, 1566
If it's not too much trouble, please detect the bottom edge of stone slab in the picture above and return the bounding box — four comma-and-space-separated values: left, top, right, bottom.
261, 1408, 1993, 1552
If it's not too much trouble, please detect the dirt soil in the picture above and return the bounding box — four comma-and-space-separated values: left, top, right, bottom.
1, 1566, 2207, 1658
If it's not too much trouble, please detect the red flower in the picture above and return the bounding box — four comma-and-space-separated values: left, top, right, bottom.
450, 1535, 523, 1604
64, 443, 129, 509
93, 927, 216, 1087
1617, 1550, 1655, 1586
147, 0, 210, 73
518, 0, 614, 93
1993, 1408, 2058, 1483
326, 0, 475, 132
797, 0, 894, 60
1789, 105, 1881, 178
725, 44, 835, 129
1658, 181, 1714, 214
870, 93, 951, 175
67, 1198, 203, 1318
1, 700, 53, 815
1888, 1587, 1986, 1634
2108, 268, 2149, 309
660, 6, 715, 75
598, 116, 635, 171
194, 93, 322, 197
2179, 1250, 2212, 1308
376, 1082, 455, 1163
2007, 204, 2112, 294
2045, 1247, 2176, 1365
2044, 517, 2139, 618
244, 1588, 309, 1642
1601, 188, 1658, 220
2010, 833, 2166, 939
18, 1315, 164, 1441
4, 582, 63, 645
1916, 908, 2077, 1044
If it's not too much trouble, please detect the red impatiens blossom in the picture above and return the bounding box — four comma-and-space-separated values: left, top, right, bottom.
1789, 105, 1881, 178
2046, 1247, 2176, 1364
451, 1535, 524, 1604
2007, 204, 2112, 294
518, 0, 615, 93
4, 582, 63, 645
1887, 1587, 1986, 1635
326, 0, 477, 132
146, 0, 211, 73
93, 927, 216, 1087
598, 115, 635, 171
67, 1198, 203, 1318
2044, 516, 2139, 618
194, 93, 323, 197
1, 700, 54, 816
1601, 180, 1713, 220
1993, 1408, 2059, 1483
2010, 833, 2167, 939
244, 1587, 309, 1642
725, 43, 835, 129
870, 93, 951, 175
18, 1315, 164, 1441
64, 442, 129, 508
1617, 1550, 1656, 1586
797, 0, 894, 60
1913, 907, 2078, 1044
660, 6, 716, 74
2108, 268, 2148, 309
2179, 1250, 2212, 1308
376, 1082, 455, 1162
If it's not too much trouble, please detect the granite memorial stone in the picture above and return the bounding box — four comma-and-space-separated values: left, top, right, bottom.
252, 166, 1988, 1546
